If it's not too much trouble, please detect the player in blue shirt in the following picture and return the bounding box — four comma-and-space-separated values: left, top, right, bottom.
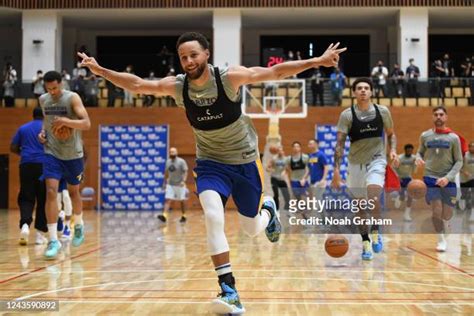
10, 107, 48, 246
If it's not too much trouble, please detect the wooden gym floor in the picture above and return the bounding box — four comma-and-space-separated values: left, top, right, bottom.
0, 209, 473, 315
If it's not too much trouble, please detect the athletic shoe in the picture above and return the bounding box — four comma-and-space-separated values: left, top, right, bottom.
179, 216, 186, 223
263, 199, 281, 243
394, 196, 401, 209
157, 214, 167, 223
371, 231, 383, 253
403, 208, 412, 222
436, 234, 447, 252
57, 211, 65, 232
211, 282, 245, 315
362, 240, 373, 261
44, 240, 62, 259
72, 224, 84, 247
61, 225, 71, 241
35, 231, 48, 245
19, 223, 29, 246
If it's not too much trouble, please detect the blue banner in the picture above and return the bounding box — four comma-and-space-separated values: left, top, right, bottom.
315, 124, 350, 181
100, 125, 169, 210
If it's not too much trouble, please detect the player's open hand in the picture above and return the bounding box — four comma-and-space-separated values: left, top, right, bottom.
78, 52, 101, 75
317, 42, 347, 68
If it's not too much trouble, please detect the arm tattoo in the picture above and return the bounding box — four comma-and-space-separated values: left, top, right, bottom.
334, 132, 347, 170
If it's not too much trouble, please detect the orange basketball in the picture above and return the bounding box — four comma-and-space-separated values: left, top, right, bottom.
269, 145, 279, 155
407, 179, 427, 200
52, 125, 72, 141
325, 235, 349, 258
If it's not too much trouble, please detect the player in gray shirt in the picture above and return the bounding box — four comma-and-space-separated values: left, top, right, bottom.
460, 141, 474, 216
266, 145, 290, 211
79, 32, 346, 314
332, 77, 399, 261
415, 106, 463, 252
157, 147, 189, 223
37, 71, 91, 260
394, 144, 417, 221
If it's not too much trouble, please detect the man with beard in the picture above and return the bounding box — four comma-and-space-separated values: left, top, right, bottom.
416, 107, 463, 252
78, 31, 346, 314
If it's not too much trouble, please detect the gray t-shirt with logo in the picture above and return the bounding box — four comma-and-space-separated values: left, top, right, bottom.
271, 155, 287, 180
418, 129, 463, 182
336, 104, 393, 164
166, 157, 188, 185
40, 90, 83, 160
461, 152, 474, 183
175, 65, 258, 165
396, 154, 416, 179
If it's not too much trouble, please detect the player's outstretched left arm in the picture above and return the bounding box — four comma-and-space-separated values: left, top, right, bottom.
227, 43, 347, 87
52, 93, 91, 131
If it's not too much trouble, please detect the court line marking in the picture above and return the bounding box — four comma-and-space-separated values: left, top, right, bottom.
407, 246, 473, 277
15, 276, 474, 301
2, 296, 474, 301
0, 246, 102, 285
22, 300, 474, 306
1, 289, 473, 294
0, 269, 471, 275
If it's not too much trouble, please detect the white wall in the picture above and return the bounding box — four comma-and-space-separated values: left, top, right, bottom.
213, 9, 241, 68
22, 11, 62, 81
398, 8, 429, 78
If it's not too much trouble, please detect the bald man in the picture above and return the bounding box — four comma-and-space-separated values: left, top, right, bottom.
158, 147, 189, 223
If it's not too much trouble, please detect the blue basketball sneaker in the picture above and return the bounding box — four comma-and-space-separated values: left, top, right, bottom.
263, 198, 281, 243
57, 211, 65, 232
61, 225, 71, 241
371, 230, 383, 253
211, 282, 245, 314
44, 240, 62, 260
362, 240, 373, 261
72, 224, 84, 247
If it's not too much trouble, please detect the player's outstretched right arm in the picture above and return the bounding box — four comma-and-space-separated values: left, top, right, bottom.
77, 52, 176, 98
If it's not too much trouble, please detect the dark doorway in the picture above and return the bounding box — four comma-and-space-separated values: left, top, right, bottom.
0, 155, 8, 209
97, 36, 181, 78
260, 35, 370, 77
429, 34, 474, 74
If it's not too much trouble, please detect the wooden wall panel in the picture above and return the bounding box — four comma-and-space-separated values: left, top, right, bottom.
1, 0, 471, 9
2, 107, 473, 210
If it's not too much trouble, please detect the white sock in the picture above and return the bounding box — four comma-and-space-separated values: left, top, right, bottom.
48, 224, 58, 241
65, 219, 71, 227
405, 207, 411, 213
74, 213, 84, 226
215, 263, 232, 276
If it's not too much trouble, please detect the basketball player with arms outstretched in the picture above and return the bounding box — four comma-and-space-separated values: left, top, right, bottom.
79, 32, 345, 314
